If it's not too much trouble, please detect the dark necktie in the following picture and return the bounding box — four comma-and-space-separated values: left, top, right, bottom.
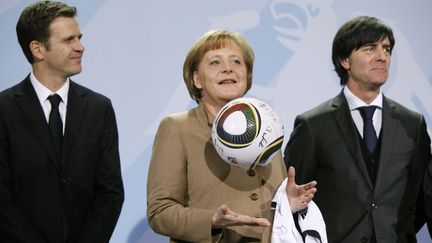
358, 106, 378, 154
48, 94, 63, 162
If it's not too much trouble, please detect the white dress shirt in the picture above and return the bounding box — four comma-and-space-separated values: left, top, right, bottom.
343, 87, 382, 138
30, 72, 69, 134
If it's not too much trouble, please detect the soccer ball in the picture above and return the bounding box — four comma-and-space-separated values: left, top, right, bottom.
211, 97, 284, 170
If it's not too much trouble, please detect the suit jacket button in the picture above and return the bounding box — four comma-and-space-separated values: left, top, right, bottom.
250, 193, 259, 201
361, 236, 369, 243
247, 169, 256, 177
61, 178, 67, 183
371, 203, 378, 209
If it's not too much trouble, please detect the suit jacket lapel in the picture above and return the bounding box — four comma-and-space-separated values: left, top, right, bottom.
15, 77, 59, 170
375, 96, 398, 188
332, 91, 373, 189
62, 81, 87, 167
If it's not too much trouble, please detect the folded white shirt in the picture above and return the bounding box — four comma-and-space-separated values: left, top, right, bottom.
271, 178, 327, 243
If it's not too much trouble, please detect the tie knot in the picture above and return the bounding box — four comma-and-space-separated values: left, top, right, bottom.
48, 94, 62, 108
358, 106, 377, 120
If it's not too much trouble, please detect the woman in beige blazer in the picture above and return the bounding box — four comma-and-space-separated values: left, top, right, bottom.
147, 30, 316, 243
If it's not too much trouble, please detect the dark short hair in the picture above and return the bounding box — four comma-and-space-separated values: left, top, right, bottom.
16, 1, 77, 63
332, 16, 395, 85
183, 30, 254, 103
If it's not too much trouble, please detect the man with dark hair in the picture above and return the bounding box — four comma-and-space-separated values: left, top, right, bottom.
0, 1, 124, 242
284, 16, 431, 243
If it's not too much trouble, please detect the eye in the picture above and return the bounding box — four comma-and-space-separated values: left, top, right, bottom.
64, 36, 74, 44
363, 46, 374, 53
210, 60, 220, 65
383, 47, 391, 54
232, 59, 241, 64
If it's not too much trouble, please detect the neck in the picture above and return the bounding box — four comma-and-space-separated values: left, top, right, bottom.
33, 65, 67, 92
346, 82, 380, 104
201, 102, 223, 122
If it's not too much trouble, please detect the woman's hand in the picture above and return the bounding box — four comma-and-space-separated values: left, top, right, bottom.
286, 166, 317, 213
211, 204, 271, 228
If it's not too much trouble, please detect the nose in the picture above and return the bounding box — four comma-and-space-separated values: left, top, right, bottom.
75, 39, 85, 52
222, 61, 233, 73
376, 47, 388, 62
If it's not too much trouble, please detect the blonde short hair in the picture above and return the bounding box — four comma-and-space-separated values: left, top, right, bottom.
183, 30, 254, 102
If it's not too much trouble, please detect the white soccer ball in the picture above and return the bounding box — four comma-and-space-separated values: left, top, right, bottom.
211, 97, 284, 170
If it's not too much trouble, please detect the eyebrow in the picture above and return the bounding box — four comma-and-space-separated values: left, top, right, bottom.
62, 33, 83, 42
362, 42, 391, 48
208, 54, 241, 59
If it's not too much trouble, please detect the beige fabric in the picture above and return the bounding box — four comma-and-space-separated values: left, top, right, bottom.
147, 103, 287, 243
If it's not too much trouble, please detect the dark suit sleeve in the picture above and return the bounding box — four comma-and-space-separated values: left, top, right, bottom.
425, 154, 432, 236
283, 115, 317, 184
0, 107, 45, 243
76, 100, 124, 243
408, 116, 431, 234
410, 116, 432, 236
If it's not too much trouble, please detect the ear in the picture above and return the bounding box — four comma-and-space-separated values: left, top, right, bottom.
340, 57, 350, 70
193, 71, 202, 89
29, 40, 45, 61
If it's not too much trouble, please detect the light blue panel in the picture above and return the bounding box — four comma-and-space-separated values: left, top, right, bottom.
1, 0, 431, 242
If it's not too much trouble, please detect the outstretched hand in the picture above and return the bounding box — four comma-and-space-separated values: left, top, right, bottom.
211, 204, 271, 228
286, 166, 317, 213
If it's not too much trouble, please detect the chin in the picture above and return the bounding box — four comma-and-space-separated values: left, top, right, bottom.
223, 93, 243, 101
222, 87, 245, 98
68, 68, 82, 77
376, 78, 387, 85
369, 81, 385, 90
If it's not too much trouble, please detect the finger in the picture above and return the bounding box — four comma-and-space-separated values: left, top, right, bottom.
304, 193, 314, 203
252, 218, 271, 227
308, 192, 315, 200
301, 180, 317, 190
213, 204, 232, 227
303, 188, 317, 200
304, 187, 317, 194
287, 166, 296, 187
238, 216, 271, 227
219, 204, 231, 215
304, 190, 316, 202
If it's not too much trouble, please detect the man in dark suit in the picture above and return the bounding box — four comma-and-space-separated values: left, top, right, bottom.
0, 1, 124, 243
284, 16, 431, 243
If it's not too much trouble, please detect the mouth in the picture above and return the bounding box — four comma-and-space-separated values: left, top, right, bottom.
371, 67, 387, 72
218, 79, 237, 85
71, 56, 82, 63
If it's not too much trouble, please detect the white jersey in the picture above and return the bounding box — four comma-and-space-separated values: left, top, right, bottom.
271, 178, 327, 243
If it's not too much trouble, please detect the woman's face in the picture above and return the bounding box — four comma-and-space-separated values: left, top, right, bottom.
193, 41, 248, 109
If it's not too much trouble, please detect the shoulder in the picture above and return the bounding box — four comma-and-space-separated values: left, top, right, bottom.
384, 96, 424, 122
0, 79, 27, 101
159, 107, 200, 128
0, 78, 31, 110
153, 107, 203, 146
155, 106, 210, 142
0, 86, 15, 102
297, 95, 343, 121
384, 97, 430, 141
69, 81, 112, 105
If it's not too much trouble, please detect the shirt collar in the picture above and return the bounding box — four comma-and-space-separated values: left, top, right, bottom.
343, 86, 383, 111
30, 71, 70, 105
